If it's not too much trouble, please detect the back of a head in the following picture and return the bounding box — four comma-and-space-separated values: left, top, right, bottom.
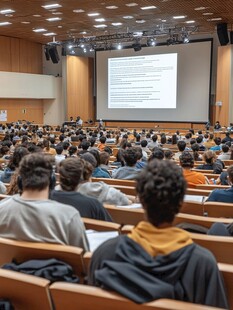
151, 134, 157, 142
140, 140, 148, 147
56, 145, 64, 155
179, 151, 194, 168
12, 146, 29, 168
149, 148, 164, 161
59, 157, 84, 191
203, 150, 216, 164
80, 152, 97, 168
99, 136, 106, 144
123, 147, 138, 166
196, 136, 203, 144
19, 153, 53, 191
177, 140, 186, 152
136, 159, 186, 227
99, 151, 110, 165
214, 137, 221, 146
222, 144, 229, 153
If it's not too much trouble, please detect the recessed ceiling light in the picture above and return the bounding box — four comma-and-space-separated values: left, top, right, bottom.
88, 13, 100, 17
0, 9, 15, 14
123, 16, 134, 19
173, 15, 186, 19
33, 28, 47, 32
95, 18, 105, 22
80, 31, 87, 34
0, 22, 11, 26
42, 4, 62, 9
202, 12, 213, 16
21, 21, 31, 24
126, 3, 138, 7
52, 12, 63, 15
186, 20, 195, 24
207, 17, 222, 21
43, 32, 57, 36
161, 19, 167, 22
94, 24, 107, 28
73, 9, 85, 13
194, 7, 208, 10
57, 25, 62, 28
111, 22, 122, 26
46, 17, 62, 21
136, 19, 145, 23
106, 6, 118, 9
33, 14, 41, 17
141, 6, 156, 10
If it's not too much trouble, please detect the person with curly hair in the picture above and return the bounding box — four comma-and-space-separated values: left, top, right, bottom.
88, 159, 228, 308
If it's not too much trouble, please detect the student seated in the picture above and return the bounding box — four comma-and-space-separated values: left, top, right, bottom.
88, 159, 228, 308
0, 153, 89, 250
112, 147, 140, 180
206, 165, 233, 203
196, 150, 224, 174
179, 151, 207, 187
51, 157, 112, 221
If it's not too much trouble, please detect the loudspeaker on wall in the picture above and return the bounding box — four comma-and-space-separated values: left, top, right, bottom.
48, 46, 60, 63
217, 23, 229, 46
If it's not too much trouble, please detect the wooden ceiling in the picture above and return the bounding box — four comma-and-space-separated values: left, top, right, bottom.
0, 0, 232, 44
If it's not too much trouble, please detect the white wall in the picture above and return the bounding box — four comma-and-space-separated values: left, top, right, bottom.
0, 71, 57, 99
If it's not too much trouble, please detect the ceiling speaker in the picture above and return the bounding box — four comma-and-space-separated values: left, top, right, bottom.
217, 23, 229, 46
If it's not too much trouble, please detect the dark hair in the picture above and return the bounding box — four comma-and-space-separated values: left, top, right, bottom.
59, 157, 83, 191
177, 140, 186, 152
104, 146, 113, 155
151, 135, 158, 142
55, 145, 64, 155
196, 136, 203, 144
214, 137, 222, 146
203, 150, 216, 164
99, 151, 110, 165
222, 144, 229, 153
179, 151, 194, 168
160, 135, 167, 145
19, 153, 53, 191
80, 152, 97, 168
68, 145, 77, 156
82, 159, 94, 181
164, 150, 174, 160
8, 146, 29, 170
140, 140, 148, 148
136, 159, 186, 226
149, 148, 164, 161
99, 136, 106, 144
89, 149, 100, 166
81, 140, 90, 151
123, 147, 138, 166
191, 143, 200, 161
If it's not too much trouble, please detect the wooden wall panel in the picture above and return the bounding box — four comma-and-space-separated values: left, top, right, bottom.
10, 38, 20, 72
104, 122, 199, 129
0, 35, 42, 74
66, 56, 94, 121
215, 46, 231, 126
0, 37, 12, 72
0, 99, 43, 123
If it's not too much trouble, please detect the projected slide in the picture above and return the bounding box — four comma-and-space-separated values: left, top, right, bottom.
108, 54, 177, 109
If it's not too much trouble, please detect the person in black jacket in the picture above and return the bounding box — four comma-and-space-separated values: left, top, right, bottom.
88, 159, 228, 308
50, 157, 112, 222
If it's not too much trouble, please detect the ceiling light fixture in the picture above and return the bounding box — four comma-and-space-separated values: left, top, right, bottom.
141, 6, 156, 10
0, 9, 15, 14
33, 28, 47, 32
88, 13, 100, 17
0, 22, 11, 26
46, 17, 62, 21
42, 4, 62, 9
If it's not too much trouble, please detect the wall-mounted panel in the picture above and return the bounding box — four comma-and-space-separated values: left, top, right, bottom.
0, 72, 57, 99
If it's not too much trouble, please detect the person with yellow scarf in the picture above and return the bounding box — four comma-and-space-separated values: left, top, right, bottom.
88, 159, 228, 308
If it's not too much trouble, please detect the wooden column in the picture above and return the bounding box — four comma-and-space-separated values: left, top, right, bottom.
66, 56, 94, 122
215, 45, 233, 126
